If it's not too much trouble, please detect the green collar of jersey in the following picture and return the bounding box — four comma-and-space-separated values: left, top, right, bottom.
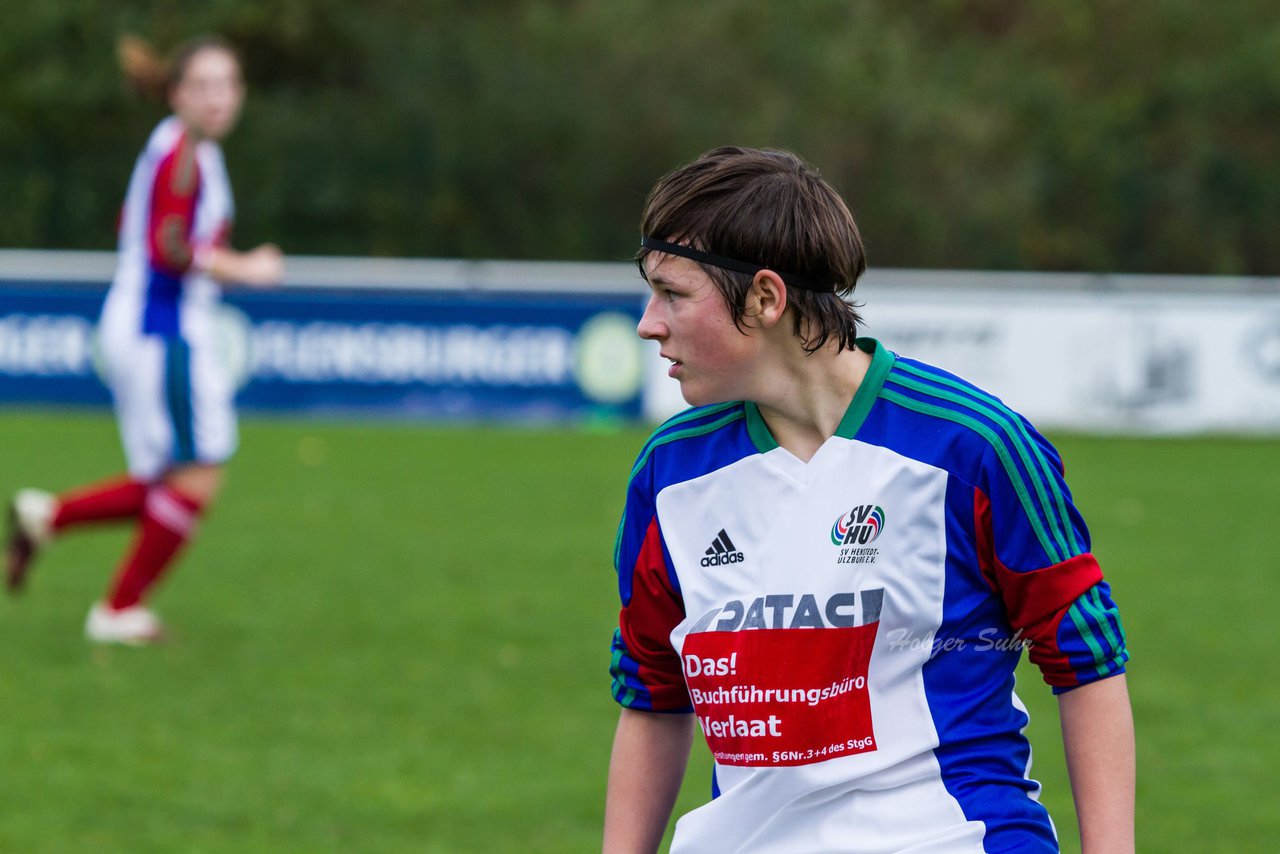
744, 337, 896, 452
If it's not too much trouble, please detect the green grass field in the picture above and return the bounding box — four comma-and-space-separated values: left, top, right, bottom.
2, 409, 1277, 851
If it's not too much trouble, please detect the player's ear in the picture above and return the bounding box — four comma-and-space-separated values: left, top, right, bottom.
746, 269, 788, 329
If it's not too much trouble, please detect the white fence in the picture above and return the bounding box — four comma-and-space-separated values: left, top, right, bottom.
646, 268, 1280, 434
4, 251, 1279, 434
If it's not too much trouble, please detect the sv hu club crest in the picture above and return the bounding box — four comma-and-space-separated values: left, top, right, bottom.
831, 505, 885, 546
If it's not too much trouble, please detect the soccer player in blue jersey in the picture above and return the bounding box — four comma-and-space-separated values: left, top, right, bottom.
604, 148, 1134, 853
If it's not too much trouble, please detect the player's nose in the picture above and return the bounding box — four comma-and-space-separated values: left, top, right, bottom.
637, 296, 666, 341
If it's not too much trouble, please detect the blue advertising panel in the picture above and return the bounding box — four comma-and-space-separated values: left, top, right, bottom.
0, 278, 646, 421
0, 282, 110, 408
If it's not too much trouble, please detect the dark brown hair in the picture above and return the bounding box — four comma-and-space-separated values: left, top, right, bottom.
637, 146, 866, 353
117, 33, 241, 102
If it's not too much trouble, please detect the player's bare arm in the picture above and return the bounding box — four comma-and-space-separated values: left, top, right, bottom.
1060, 673, 1136, 853
603, 709, 695, 854
200, 242, 284, 286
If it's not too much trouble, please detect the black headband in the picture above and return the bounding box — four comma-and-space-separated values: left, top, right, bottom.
640, 236, 830, 292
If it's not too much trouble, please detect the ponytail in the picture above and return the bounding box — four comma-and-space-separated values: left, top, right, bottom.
117, 33, 169, 101
117, 33, 240, 102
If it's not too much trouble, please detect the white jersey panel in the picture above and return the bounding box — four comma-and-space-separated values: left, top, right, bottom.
673, 754, 985, 853
182, 140, 232, 342
657, 437, 983, 852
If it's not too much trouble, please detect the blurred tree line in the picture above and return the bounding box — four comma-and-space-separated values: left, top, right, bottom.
2, 0, 1277, 274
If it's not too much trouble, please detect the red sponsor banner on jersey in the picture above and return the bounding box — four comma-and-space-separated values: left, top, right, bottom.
682, 624, 878, 767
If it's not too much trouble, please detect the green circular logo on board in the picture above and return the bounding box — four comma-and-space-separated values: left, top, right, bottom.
573, 312, 643, 404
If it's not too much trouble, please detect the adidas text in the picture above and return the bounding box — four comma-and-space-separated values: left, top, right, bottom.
701, 528, 745, 567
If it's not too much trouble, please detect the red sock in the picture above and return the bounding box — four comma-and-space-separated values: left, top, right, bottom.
106, 486, 203, 611
52, 476, 150, 532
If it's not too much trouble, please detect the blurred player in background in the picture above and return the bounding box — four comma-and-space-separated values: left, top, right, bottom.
605, 148, 1134, 852
4, 34, 283, 644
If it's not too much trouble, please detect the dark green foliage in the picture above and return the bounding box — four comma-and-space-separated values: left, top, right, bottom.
2, 1, 1278, 273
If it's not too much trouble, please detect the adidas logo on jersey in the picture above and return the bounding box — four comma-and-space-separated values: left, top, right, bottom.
701, 529, 745, 567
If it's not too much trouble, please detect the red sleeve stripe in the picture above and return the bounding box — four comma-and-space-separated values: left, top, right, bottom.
972, 486, 998, 593
976, 485, 1123, 687
994, 552, 1103, 634
148, 133, 200, 274
974, 484, 1101, 627
617, 516, 690, 710
992, 551, 1109, 688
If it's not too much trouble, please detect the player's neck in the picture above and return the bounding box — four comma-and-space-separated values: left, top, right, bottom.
753, 344, 872, 462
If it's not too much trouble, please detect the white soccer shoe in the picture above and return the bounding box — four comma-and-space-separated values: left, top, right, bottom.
85, 602, 166, 646
6, 488, 55, 592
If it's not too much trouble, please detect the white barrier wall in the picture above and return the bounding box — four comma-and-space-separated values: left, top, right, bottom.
3, 251, 1278, 434
645, 269, 1280, 435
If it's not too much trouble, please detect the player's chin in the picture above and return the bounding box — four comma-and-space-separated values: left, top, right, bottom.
678, 381, 735, 408
203, 114, 239, 139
